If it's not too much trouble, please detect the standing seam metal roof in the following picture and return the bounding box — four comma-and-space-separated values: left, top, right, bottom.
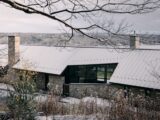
0, 44, 160, 89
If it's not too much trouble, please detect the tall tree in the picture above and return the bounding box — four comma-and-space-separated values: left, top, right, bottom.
0, 0, 160, 44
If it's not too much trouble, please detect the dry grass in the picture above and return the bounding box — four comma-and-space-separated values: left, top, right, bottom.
0, 102, 8, 112
0, 76, 12, 85
36, 94, 109, 117
36, 92, 160, 120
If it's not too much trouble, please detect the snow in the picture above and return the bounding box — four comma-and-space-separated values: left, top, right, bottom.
53, 115, 98, 120
0, 83, 14, 100
82, 97, 110, 107
0, 83, 111, 108
35, 115, 99, 120
34, 94, 49, 103
0, 85, 111, 120
35, 116, 53, 120
60, 97, 110, 107
60, 97, 80, 104
0, 83, 14, 91
35, 96, 110, 107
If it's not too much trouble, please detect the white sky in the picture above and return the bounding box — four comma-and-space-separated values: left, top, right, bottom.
0, 4, 160, 34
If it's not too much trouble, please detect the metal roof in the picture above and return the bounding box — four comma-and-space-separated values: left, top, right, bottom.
13, 46, 126, 74
68, 48, 125, 65
0, 44, 160, 89
14, 46, 75, 75
110, 50, 160, 90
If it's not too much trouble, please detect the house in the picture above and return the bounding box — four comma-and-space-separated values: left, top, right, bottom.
0, 36, 160, 98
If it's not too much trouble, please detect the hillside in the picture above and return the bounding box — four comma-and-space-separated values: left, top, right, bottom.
0, 33, 160, 46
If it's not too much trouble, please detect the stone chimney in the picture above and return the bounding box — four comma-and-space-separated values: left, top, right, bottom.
130, 34, 140, 49
8, 36, 20, 66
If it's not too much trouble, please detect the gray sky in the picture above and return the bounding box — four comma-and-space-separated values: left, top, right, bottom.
0, 4, 160, 34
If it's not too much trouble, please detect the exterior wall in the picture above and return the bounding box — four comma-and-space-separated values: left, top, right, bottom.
48, 75, 64, 95
129, 87, 160, 99
130, 35, 140, 49
5, 36, 20, 82
1, 68, 17, 83
111, 84, 160, 99
36, 73, 46, 90
7, 69, 160, 100
8, 36, 20, 66
68, 82, 160, 99
35, 73, 64, 95
69, 83, 119, 98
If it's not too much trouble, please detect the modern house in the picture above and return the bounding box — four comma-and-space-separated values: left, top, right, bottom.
0, 36, 160, 98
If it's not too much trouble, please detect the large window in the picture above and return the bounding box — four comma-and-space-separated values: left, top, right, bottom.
65, 63, 117, 83
97, 66, 105, 82
107, 64, 117, 81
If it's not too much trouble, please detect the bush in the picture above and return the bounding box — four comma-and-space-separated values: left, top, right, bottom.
7, 70, 37, 120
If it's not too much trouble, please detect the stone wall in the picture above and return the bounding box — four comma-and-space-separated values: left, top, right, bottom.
111, 84, 160, 99
48, 75, 64, 95
69, 83, 119, 98
68, 83, 160, 99
36, 73, 46, 90
35, 73, 64, 95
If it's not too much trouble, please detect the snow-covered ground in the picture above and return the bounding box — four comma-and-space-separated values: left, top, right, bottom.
60, 97, 80, 104
0, 83, 110, 107
35, 115, 53, 120
0, 83, 111, 120
60, 97, 110, 107
35, 115, 102, 120
34, 96, 110, 120
34, 94, 49, 103
34, 94, 110, 108
0, 83, 14, 101
82, 97, 110, 107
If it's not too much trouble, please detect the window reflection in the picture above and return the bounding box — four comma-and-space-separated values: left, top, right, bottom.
66, 63, 117, 83
97, 66, 105, 82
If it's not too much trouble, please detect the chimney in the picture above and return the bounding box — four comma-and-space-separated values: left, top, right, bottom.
8, 36, 20, 66
130, 34, 140, 49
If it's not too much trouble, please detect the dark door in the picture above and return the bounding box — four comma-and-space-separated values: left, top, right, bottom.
44, 74, 49, 91
63, 84, 69, 96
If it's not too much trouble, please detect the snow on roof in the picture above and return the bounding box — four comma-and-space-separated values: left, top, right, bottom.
0, 44, 160, 89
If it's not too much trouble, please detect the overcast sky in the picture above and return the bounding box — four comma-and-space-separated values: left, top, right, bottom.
0, 4, 160, 34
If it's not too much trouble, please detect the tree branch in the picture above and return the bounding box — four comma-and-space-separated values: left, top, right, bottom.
0, 0, 160, 45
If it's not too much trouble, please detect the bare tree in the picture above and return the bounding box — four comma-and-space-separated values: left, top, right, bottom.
0, 0, 160, 44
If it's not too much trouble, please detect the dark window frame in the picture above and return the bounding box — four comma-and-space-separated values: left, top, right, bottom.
65, 63, 117, 84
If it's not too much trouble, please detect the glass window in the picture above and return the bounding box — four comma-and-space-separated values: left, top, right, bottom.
69, 66, 79, 83
78, 66, 86, 83
107, 64, 117, 80
66, 64, 117, 83
85, 66, 97, 83
97, 66, 105, 82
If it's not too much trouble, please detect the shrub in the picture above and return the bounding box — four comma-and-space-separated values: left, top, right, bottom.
7, 70, 37, 120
